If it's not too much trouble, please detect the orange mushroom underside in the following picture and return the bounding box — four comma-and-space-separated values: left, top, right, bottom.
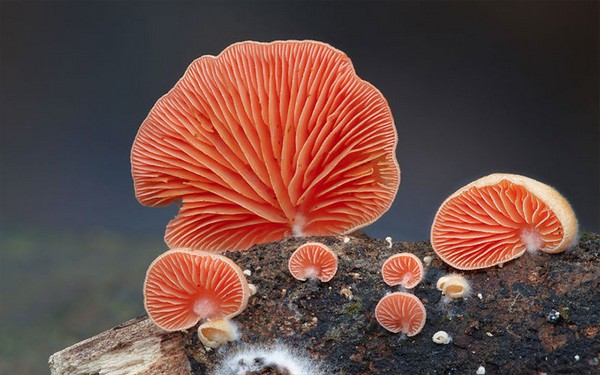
144, 250, 248, 331
288, 242, 338, 282
432, 179, 564, 270
375, 292, 426, 336
382, 253, 423, 288
131, 40, 399, 251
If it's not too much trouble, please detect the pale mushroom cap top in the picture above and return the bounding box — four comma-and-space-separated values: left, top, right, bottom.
288, 242, 338, 282
144, 249, 250, 331
131, 40, 400, 252
381, 252, 424, 288
431, 173, 578, 270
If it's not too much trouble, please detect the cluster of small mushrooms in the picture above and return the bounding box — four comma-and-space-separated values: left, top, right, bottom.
131, 40, 578, 356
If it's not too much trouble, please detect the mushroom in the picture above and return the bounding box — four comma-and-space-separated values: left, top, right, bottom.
431, 173, 578, 270
381, 252, 424, 289
131, 40, 400, 252
375, 292, 426, 336
432, 330, 452, 344
197, 319, 240, 349
437, 274, 471, 300
288, 242, 338, 282
144, 249, 251, 331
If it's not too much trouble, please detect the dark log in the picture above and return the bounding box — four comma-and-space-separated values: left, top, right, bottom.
50, 232, 600, 374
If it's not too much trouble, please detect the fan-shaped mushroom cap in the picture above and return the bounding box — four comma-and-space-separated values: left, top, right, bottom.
288, 242, 338, 282
381, 252, 424, 288
375, 292, 426, 336
131, 40, 400, 252
431, 173, 578, 270
144, 249, 250, 331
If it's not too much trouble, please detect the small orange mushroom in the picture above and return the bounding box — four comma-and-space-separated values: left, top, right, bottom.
375, 292, 426, 336
381, 252, 424, 288
131, 40, 400, 252
144, 249, 250, 331
431, 173, 578, 270
288, 242, 338, 282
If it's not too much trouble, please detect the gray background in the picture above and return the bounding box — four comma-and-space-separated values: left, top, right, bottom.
1, 1, 598, 373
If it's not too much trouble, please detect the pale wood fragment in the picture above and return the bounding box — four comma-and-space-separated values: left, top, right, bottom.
48, 316, 190, 375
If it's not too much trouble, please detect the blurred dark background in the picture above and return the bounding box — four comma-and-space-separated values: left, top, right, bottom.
1, 1, 598, 373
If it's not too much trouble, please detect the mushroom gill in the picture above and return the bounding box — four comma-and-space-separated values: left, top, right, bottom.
131, 40, 400, 252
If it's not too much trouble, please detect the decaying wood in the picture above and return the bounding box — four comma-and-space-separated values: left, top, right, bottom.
48, 316, 190, 375
49, 232, 600, 374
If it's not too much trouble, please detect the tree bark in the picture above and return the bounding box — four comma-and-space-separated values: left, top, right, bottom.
50, 232, 600, 374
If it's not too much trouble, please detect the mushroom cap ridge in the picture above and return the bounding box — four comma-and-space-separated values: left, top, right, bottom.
144, 249, 251, 331
131, 40, 400, 252
431, 173, 578, 270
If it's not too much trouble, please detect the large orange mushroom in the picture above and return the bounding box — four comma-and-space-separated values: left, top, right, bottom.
431, 173, 578, 270
144, 249, 251, 331
131, 40, 400, 251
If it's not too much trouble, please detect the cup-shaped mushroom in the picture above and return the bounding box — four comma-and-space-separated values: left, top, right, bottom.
437, 274, 471, 299
375, 292, 426, 336
197, 319, 239, 349
144, 249, 251, 331
131, 40, 400, 252
381, 252, 424, 288
288, 242, 338, 282
431, 173, 578, 270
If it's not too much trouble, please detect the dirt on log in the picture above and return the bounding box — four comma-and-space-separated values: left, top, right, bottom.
51, 232, 600, 374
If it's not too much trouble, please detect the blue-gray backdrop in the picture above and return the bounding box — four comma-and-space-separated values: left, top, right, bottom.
0, 2, 598, 373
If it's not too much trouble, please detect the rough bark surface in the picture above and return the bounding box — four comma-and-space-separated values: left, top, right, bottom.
48, 316, 190, 375
50, 232, 600, 374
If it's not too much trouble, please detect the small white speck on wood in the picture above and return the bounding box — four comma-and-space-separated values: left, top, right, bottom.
48, 317, 190, 375
423, 256, 433, 266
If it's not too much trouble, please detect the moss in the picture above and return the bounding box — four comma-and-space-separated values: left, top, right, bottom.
559, 307, 571, 322
343, 302, 363, 316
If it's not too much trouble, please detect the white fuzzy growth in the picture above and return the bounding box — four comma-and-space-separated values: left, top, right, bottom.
521, 227, 544, 253
303, 266, 319, 280
193, 298, 217, 318
292, 214, 306, 237
476, 365, 486, 375
213, 343, 326, 375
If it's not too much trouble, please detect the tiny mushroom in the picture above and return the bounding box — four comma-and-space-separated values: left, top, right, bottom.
432, 330, 452, 345
381, 252, 424, 289
144, 249, 251, 331
131, 40, 400, 252
288, 242, 338, 282
197, 319, 240, 349
431, 173, 578, 270
437, 274, 471, 300
375, 292, 426, 336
